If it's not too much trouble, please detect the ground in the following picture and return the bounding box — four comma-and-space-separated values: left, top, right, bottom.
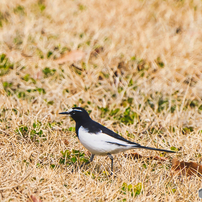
0, 0, 202, 201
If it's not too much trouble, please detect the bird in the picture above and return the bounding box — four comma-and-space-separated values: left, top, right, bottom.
59, 107, 175, 174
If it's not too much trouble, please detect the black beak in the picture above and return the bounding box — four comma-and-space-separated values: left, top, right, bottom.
59, 112, 70, 115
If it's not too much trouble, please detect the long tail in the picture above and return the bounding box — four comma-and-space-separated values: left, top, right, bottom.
137, 145, 175, 153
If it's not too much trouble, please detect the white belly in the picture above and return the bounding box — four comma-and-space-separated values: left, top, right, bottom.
78, 126, 134, 155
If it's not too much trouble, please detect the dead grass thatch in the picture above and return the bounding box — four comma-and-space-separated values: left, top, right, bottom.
0, 0, 202, 201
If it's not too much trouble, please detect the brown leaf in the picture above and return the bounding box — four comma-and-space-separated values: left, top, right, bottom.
64, 139, 69, 146
30, 195, 42, 202
55, 50, 85, 64
171, 158, 202, 177
33, 70, 43, 80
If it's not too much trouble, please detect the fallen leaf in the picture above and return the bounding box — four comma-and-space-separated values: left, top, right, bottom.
64, 139, 69, 145
55, 50, 85, 64
33, 70, 43, 80
171, 158, 202, 177
29, 195, 42, 202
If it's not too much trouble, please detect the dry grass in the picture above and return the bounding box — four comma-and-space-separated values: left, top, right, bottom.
0, 0, 202, 201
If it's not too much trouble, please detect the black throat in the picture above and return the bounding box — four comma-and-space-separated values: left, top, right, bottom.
75, 119, 102, 137
75, 118, 91, 137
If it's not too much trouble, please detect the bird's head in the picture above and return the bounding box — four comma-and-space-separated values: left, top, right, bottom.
59, 107, 90, 122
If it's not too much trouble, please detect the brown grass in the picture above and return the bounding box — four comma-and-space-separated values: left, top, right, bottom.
0, 0, 202, 201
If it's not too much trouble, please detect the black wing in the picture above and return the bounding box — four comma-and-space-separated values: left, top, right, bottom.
86, 120, 140, 146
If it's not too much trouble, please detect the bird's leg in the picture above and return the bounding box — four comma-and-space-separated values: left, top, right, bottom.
81, 154, 95, 169
90, 154, 95, 162
85, 154, 95, 165
107, 153, 114, 175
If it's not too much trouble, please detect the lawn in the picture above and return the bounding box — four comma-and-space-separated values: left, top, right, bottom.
0, 0, 202, 201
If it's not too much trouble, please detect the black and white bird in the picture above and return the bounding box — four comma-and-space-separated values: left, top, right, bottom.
59, 107, 175, 174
